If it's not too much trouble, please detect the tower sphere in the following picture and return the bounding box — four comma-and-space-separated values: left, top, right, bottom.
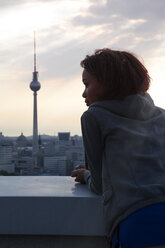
30, 71, 41, 92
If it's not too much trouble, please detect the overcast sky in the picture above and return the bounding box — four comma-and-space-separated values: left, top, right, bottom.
0, 0, 165, 136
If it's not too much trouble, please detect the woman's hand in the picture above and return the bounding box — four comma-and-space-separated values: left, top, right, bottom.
71, 166, 88, 184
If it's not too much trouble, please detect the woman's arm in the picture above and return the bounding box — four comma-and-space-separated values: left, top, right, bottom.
80, 110, 103, 195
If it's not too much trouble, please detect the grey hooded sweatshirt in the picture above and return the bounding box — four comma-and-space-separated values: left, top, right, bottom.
81, 93, 165, 246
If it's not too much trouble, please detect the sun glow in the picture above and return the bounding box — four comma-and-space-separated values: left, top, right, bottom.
0, 0, 90, 41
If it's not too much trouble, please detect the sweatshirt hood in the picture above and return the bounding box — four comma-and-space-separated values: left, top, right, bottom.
90, 93, 157, 121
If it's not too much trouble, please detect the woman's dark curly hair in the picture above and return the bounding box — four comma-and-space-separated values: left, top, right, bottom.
80, 48, 150, 100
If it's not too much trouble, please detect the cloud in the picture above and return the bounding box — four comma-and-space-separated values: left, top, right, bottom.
39, 39, 84, 80
0, 26, 85, 83
1, 0, 164, 84
88, 0, 165, 21
0, 0, 65, 8
71, 0, 165, 56
0, 0, 92, 82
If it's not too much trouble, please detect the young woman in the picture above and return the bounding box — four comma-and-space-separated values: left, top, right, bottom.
71, 48, 165, 248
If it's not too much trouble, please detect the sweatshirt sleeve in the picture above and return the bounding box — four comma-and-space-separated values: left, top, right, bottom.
81, 110, 103, 195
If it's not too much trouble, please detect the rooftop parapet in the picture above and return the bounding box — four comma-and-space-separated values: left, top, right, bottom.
0, 176, 106, 248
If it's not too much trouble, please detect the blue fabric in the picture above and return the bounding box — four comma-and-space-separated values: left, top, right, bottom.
113, 203, 165, 248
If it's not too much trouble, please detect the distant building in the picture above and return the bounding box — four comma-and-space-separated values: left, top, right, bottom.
44, 156, 67, 175
18, 147, 32, 157
14, 156, 33, 175
17, 133, 29, 147
55, 144, 70, 156
0, 145, 14, 173
43, 141, 56, 156
0, 132, 4, 140
0, 145, 12, 164
58, 132, 70, 142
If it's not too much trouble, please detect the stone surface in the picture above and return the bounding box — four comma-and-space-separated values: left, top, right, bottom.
0, 176, 98, 197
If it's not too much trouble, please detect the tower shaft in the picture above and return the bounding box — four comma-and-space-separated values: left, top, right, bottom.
33, 91, 39, 167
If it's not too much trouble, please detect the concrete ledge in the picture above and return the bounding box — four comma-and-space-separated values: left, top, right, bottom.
0, 176, 105, 237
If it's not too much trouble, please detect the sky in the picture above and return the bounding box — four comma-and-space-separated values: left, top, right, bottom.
0, 0, 165, 136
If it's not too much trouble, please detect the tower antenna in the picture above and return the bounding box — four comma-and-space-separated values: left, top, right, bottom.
34, 31, 36, 72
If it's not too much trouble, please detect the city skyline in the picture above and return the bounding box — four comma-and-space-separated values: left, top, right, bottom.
0, 0, 165, 136
0, 130, 84, 176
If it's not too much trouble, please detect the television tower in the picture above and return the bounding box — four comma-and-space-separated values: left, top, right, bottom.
30, 32, 41, 168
